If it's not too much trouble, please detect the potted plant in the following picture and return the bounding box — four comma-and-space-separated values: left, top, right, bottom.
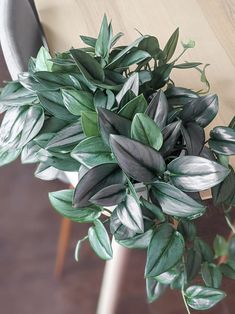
0, 14, 234, 313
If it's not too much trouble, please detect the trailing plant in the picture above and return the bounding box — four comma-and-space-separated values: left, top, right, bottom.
0, 14, 235, 313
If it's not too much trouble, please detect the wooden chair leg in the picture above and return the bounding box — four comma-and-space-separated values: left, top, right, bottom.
54, 217, 72, 278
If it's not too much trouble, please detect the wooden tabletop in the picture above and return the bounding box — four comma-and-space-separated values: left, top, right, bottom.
35, 0, 235, 162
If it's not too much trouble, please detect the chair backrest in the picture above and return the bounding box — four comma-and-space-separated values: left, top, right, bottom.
0, 0, 48, 80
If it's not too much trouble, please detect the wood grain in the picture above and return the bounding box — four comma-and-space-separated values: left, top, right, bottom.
35, 0, 235, 155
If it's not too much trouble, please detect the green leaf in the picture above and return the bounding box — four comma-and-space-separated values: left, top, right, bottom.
220, 260, 235, 279
49, 189, 101, 222
117, 229, 153, 249
181, 122, 205, 156
116, 73, 139, 104
174, 62, 202, 69
155, 267, 180, 285
138, 36, 159, 57
71, 136, 114, 168
70, 49, 105, 82
140, 196, 165, 222
150, 64, 173, 90
177, 220, 196, 242
46, 121, 84, 153
88, 220, 113, 260
80, 35, 96, 48
194, 238, 214, 263
131, 113, 163, 150
19, 106, 44, 147
209, 126, 235, 155
118, 94, 148, 119
34, 72, 82, 90
98, 108, 131, 146
213, 235, 228, 258
62, 89, 94, 115
0, 85, 36, 108
110, 135, 166, 182
229, 116, 235, 129
35, 47, 53, 72
160, 120, 182, 156
186, 248, 202, 282
185, 285, 226, 310
116, 195, 144, 233
180, 94, 218, 127
95, 14, 110, 59
228, 235, 235, 261
21, 140, 40, 164
90, 183, 125, 206
145, 90, 168, 129
151, 182, 205, 219
0, 147, 21, 166
94, 89, 115, 110
118, 50, 151, 68
110, 208, 136, 240
146, 277, 168, 303
167, 156, 230, 192
73, 163, 125, 207
37, 91, 76, 122
81, 111, 99, 137
201, 263, 222, 288
163, 28, 179, 62
145, 223, 184, 277
107, 36, 148, 68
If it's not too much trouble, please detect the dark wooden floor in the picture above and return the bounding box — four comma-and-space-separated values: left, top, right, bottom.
0, 47, 234, 314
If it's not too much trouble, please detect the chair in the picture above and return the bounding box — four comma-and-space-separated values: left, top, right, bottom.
0, 0, 48, 79
0, 0, 69, 277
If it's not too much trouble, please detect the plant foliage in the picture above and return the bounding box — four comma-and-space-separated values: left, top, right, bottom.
0, 14, 234, 312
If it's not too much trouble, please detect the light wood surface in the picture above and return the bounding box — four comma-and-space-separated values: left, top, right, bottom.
35, 0, 235, 132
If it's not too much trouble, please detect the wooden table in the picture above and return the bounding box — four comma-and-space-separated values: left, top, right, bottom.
34, 1, 235, 313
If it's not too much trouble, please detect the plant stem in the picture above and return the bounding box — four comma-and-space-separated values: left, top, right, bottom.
181, 288, 191, 314
225, 215, 235, 234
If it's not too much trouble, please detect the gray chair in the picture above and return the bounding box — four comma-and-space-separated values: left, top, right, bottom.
0, 0, 48, 80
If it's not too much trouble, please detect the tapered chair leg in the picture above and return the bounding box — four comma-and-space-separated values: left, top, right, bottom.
54, 217, 72, 278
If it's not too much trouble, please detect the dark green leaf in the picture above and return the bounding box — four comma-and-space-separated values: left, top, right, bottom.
213, 235, 228, 258
81, 111, 99, 137
80, 35, 96, 48
145, 223, 184, 277
49, 189, 101, 222
209, 126, 235, 155
145, 90, 168, 129
131, 113, 163, 150
118, 50, 151, 68
38, 91, 76, 121
146, 278, 168, 303
62, 89, 94, 115
110, 209, 136, 240
180, 94, 218, 127
167, 156, 230, 192
71, 136, 114, 168
138, 36, 159, 57
117, 229, 153, 249
185, 285, 226, 310
46, 121, 84, 153
70, 48, 105, 82
118, 94, 148, 119
220, 260, 235, 279
160, 120, 182, 156
151, 182, 205, 219
90, 183, 125, 206
73, 163, 125, 207
116, 73, 139, 104
181, 122, 205, 156
110, 135, 166, 182
194, 238, 214, 263
201, 263, 222, 288
177, 220, 196, 242
116, 195, 144, 233
140, 196, 165, 222
174, 62, 202, 69
186, 248, 202, 282
98, 108, 131, 146
88, 220, 113, 260
163, 28, 179, 62
95, 14, 110, 59
228, 235, 235, 261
